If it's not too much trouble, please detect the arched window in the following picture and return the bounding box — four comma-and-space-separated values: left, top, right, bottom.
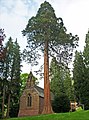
27, 94, 32, 107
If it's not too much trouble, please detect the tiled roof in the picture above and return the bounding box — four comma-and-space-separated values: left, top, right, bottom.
35, 85, 44, 97
34, 85, 54, 100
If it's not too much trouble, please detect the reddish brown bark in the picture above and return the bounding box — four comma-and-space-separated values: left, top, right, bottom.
42, 40, 53, 114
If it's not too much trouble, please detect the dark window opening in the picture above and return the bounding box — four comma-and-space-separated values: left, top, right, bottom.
27, 94, 32, 107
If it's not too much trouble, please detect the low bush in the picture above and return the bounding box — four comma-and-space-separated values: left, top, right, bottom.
52, 94, 70, 113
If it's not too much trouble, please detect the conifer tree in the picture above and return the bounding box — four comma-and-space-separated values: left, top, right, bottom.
22, 1, 78, 114
2, 37, 21, 118
83, 31, 89, 110
73, 51, 85, 104
50, 57, 74, 100
50, 57, 65, 96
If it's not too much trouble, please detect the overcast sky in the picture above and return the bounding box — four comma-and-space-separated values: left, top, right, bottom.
0, 0, 89, 86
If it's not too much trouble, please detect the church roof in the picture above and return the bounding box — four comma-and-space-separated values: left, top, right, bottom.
35, 85, 44, 97
34, 85, 54, 100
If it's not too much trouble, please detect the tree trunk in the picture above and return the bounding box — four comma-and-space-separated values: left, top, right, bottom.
6, 93, 11, 118
2, 85, 5, 119
42, 40, 53, 114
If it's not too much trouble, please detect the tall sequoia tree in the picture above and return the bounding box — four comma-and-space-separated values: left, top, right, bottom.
22, 1, 78, 114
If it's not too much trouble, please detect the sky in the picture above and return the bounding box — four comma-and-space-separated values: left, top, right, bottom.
0, 0, 89, 87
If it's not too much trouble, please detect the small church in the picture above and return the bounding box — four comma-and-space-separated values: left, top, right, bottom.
18, 72, 53, 117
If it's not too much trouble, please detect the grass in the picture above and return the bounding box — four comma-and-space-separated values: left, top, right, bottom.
3, 110, 89, 120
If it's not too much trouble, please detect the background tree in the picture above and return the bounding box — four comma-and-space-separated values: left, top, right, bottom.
9, 39, 21, 117
50, 57, 65, 96
73, 51, 85, 105
50, 57, 74, 100
73, 30, 89, 110
6, 38, 21, 118
0, 28, 6, 119
22, 1, 78, 114
20, 73, 28, 92
82, 30, 89, 110
0, 37, 21, 118
63, 69, 74, 101
50, 57, 73, 112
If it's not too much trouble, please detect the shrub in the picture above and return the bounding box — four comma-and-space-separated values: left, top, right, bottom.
9, 103, 19, 117
52, 94, 70, 113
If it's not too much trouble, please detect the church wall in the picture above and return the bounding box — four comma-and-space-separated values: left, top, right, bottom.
18, 88, 40, 116
39, 96, 44, 114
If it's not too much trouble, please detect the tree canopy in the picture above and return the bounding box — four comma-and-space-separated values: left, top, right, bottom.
22, 1, 78, 66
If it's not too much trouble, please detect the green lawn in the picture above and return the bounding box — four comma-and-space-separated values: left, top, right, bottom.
3, 110, 89, 120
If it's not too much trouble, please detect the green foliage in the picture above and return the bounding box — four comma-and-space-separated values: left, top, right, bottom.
52, 94, 70, 113
50, 57, 74, 100
20, 73, 28, 92
50, 57, 65, 96
63, 71, 74, 101
73, 51, 85, 102
83, 31, 89, 65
